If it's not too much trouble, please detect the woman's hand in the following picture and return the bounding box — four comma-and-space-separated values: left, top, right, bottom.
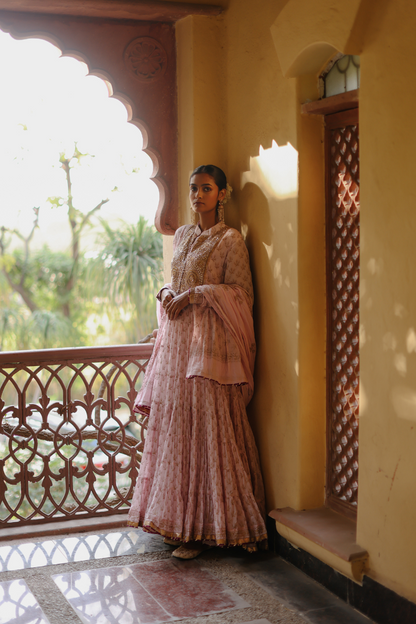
165, 291, 189, 320
161, 288, 176, 308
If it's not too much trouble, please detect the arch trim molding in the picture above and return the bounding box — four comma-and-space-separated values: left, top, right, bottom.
271, 0, 364, 78
0, 11, 179, 234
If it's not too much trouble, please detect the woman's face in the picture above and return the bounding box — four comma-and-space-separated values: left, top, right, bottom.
189, 173, 226, 218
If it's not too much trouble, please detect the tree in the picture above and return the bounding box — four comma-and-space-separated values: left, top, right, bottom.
87, 217, 163, 343
0, 146, 108, 317
0, 146, 163, 350
46, 146, 109, 318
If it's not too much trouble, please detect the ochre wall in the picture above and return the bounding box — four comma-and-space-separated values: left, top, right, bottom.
356, 0, 416, 602
176, 0, 327, 515
176, 0, 416, 603
224, 0, 325, 513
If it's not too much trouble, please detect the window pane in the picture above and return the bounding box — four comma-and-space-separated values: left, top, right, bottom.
325, 55, 360, 98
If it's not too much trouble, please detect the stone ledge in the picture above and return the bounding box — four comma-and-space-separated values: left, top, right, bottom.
269, 506, 368, 583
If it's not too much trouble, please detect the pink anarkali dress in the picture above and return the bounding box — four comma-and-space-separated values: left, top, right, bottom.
127, 221, 268, 551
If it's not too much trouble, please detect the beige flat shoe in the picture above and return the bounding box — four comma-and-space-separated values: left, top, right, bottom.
164, 537, 183, 546
171, 543, 211, 559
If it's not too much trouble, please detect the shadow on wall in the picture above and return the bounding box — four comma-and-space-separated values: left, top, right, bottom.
235, 141, 300, 508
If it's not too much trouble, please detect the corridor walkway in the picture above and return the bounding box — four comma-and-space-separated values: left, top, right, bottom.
0, 526, 373, 624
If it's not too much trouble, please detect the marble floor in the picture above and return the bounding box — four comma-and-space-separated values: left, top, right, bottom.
0, 529, 171, 572
0, 527, 374, 624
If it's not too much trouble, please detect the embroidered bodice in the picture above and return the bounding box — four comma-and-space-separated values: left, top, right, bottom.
171, 222, 228, 293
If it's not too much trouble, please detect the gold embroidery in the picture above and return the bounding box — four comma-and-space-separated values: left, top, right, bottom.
190, 343, 241, 362
127, 519, 268, 549
171, 224, 228, 294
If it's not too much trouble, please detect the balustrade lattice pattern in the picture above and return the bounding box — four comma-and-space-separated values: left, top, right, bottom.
0, 345, 152, 526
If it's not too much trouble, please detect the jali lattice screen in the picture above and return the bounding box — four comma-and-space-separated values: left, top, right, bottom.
326, 108, 360, 518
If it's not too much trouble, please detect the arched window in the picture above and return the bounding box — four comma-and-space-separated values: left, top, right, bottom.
0, 11, 180, 236
320, 54, 360, 98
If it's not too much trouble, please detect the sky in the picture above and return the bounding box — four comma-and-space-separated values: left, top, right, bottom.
0, 30, 159, 251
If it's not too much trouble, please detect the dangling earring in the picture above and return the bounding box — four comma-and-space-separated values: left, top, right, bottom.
217, 200, 224, 223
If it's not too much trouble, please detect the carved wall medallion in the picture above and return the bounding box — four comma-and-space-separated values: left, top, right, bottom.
124, 36, 167, 82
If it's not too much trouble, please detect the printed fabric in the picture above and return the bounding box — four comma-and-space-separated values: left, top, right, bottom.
127, 222, 268, 550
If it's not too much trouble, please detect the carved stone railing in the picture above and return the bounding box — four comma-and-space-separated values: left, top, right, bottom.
0, 344, 153, 527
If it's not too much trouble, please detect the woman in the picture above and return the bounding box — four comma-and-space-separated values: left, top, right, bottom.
127, 165, 267, 558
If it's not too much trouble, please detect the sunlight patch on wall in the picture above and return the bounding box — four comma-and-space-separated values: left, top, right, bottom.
360, 382, 368, 416
367, 258, 384, 276
394, 354, 407, 376
406, 328, 416, 353
394, 303, 406, 319
392, 385, 416, 422
262, 242, 273, 259
241, 141, 298, 201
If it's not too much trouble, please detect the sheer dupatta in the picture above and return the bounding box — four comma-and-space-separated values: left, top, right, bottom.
187, 284, 255, 405
134, 225, 256, 414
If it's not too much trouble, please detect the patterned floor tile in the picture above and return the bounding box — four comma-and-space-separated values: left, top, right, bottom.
0, 579, 50, 624
53, 559, 250, 624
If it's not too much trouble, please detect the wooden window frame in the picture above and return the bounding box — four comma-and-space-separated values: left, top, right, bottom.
302, 90, 359, 520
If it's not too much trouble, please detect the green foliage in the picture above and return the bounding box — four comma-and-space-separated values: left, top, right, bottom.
0, 305, 80, 352
0, 241, 87, 349
28, 310, 80, 349
0, 306, 26, 352
47, 196, 65, 209
0, 219, 163, 349
8, 246, 74, 309
0, 147, 163, 350
87, 217, 163, 341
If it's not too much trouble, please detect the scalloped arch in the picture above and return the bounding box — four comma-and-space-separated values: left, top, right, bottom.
0, 12, 179, 234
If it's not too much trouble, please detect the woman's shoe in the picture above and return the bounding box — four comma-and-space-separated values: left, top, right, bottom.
171, 543, 211, 559
164, 537, 183, 546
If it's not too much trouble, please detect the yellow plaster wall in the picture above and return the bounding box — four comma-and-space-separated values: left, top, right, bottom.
267, 0, 416, 603
173, 0, 327, 513
224, 0, 301, 512
176, 0, 416, 604
176, 14, 227, 227
165, 14, 228, 283
175, 0, 327, 513
271, 0, 362, 77
223, 0, 327, 512
356, 0, 416, 603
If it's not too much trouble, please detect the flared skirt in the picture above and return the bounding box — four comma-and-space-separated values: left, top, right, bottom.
127, 308, 267, 550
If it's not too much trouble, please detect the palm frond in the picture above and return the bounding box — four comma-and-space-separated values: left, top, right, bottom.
86, 217, 163, 338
